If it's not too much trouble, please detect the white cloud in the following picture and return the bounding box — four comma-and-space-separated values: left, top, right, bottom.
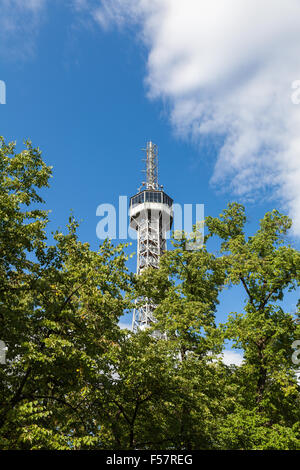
90, 0, 300, 235
0, 0, 47, 60
222, 350, 244, 367
118, 321, 132, 330
2, 1, 300, 233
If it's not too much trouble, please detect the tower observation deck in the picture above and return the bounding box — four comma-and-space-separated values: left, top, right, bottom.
130, 141, 173, 333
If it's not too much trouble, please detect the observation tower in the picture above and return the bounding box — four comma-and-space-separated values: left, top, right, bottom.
130, 142, 173, 333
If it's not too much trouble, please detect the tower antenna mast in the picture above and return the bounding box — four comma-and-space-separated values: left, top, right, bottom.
141, 141, 160, 190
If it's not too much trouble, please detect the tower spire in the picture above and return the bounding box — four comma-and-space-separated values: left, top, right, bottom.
140, 141, 162, 192
145, 141, 158, 190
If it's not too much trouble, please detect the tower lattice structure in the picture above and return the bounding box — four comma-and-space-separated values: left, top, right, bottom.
130, 142, 173, 333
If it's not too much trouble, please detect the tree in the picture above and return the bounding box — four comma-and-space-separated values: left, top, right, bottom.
0, 137, 132, 449
206, 203, 300, 449
1, 136, 299, 450
131, 235, 228, 449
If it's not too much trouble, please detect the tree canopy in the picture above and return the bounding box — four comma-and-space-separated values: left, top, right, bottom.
0, 137, 299, 449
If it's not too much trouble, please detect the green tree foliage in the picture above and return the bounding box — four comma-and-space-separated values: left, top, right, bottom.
0, 137, 132, 449
0, 137, 299, 449
206, 203, 300, 449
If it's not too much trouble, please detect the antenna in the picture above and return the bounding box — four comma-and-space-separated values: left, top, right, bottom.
140, 141, 163, 191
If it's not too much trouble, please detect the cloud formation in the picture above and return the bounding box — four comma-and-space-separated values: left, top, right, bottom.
1, 0, 300, 233
0, 0, 46, 60
91, 0, 300, 235
222, 350, 244, 367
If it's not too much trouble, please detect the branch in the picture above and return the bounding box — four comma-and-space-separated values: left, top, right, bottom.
23, 394, 88, 432
239, 275, 254, 306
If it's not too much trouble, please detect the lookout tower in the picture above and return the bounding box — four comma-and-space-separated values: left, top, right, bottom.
130, 141, 173, 333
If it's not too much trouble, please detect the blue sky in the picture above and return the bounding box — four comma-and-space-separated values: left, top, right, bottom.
0, 1, 299, 364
